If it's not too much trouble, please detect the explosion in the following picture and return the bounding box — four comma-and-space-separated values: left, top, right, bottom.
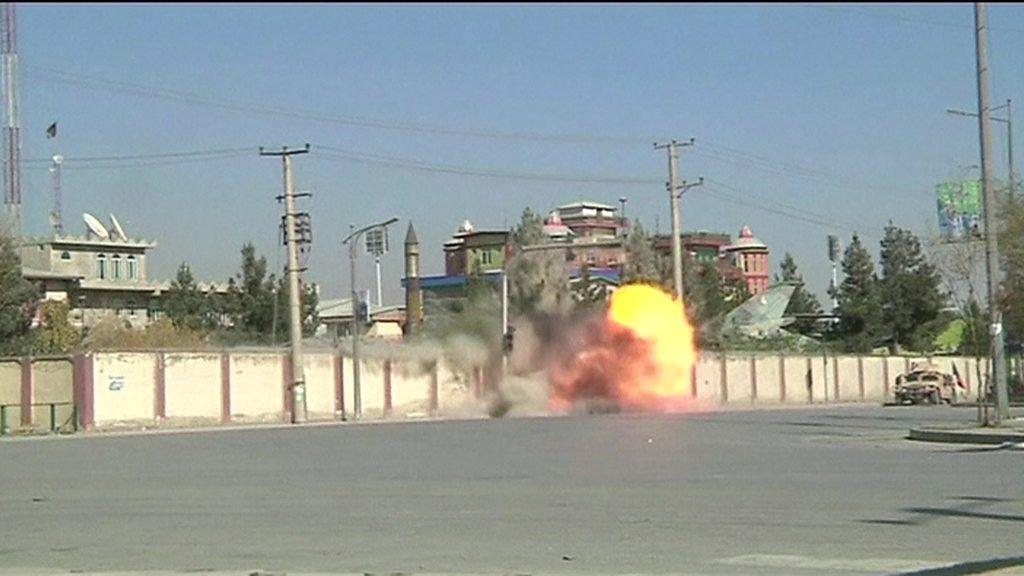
549, 284, 699, 412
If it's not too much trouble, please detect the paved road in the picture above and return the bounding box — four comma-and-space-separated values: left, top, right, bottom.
0, 405, 1021, 575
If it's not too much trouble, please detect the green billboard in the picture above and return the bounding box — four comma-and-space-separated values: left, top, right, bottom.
936, 180, 982, 241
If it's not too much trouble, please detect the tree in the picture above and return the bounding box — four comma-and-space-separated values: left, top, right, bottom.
0, 234, 36, 354
229, 243, 275, 336
622, 220, 660, 284
1000, 194, 1024, 353
272, 276, 320, 338
30, 300, 81, 354
506, 208, 570, 317
833, 234, 883, 353
776, 252, 824, 336
164, 263, 219, 331
878, 223, 946, 351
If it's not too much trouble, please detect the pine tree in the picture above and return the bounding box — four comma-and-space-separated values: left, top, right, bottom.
878, 223, 946, 351
776, 252, 824, 335
0, 234, 36, 354
622, 220, 660, 284
506, 208, 569, 317
230, 243, 275, 336
833, 234, 883, 353
164, 263, 218, 331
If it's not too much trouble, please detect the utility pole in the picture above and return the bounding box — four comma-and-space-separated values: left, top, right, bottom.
47, 122, 62, 235
260, 144, 310, 424
2, 3, 21, 237
344, 217, 398, 420
947, 99, 1014, 201
654, 139, 701, 302
973, 2, 1010, 424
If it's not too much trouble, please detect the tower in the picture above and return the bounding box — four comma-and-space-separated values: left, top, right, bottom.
1, 3, 20, 236
404, 222, 422, 338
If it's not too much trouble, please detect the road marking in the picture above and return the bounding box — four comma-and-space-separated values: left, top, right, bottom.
715, 554, 945, 573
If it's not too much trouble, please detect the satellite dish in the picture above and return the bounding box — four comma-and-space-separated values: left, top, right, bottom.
83, 213, 110, 239
109, 213, 127, 241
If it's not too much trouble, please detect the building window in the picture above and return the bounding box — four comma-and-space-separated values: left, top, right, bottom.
481, 251, 492, 266
127, 256, 137, 279
112, 255, 122, 279
97, 254, 107, 279
60, 251, 71, 260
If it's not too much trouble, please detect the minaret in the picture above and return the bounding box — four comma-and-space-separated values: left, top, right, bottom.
404, 222, 422, 338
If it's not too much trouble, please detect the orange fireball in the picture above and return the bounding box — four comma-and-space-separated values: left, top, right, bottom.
549, 283, 699, 412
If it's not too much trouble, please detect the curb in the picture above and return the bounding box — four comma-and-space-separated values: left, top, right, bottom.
908, 427, 1024, 445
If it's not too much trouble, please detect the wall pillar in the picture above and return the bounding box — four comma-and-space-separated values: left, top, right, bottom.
383, 359, 393, 418
429, 361, 439, 417
220, 353, 231, 424
719, 356, 728, 404
857, 356, 865, 400
72, 354, 94, 430
749, 356, 758, 405
282, 354, 293, 423
334, 354, 345, 420
19, 358, 32, 427
155, 352, 166, 420
779, 356, 787, 403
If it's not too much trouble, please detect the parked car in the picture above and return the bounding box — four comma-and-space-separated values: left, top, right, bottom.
893, 362, 956, 405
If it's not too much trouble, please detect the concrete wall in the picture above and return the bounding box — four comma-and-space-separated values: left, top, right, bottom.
2, 349, 996, 436
229, 354, 284, 423
0, 360, 22, 428
92, 353, 156, 426
32, 359, 74, 428
163, 353, 221, 423
303, 353, 337, 419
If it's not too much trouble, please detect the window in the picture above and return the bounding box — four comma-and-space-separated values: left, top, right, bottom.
60, 251, 71, 260
481, 251, 493, 265
97, 254, 107, 279
127, 256, 137, 279
112, 255, 122, 279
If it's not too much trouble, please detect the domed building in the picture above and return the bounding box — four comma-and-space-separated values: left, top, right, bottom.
722, 226, 770, 295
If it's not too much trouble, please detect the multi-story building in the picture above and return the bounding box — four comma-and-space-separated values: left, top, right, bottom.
722, 226, 770, 296
19, 213, 225, 329
553, 201, 626, 271
443, 219, 509, 276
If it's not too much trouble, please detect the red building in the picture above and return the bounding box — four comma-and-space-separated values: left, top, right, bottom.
723, 226, 770, 295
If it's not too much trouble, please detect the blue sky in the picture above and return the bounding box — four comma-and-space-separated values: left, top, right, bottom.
14, 3, 1024, 304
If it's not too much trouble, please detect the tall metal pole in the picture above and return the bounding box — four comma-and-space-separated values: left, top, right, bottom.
2, 3, 20, 237
260, 144, 310, 424
344, 217, 398, 421
974, 2, 1010, 423
349, 233, 362, 420
374, 255, 383, 308
1007, 99, 1015, 201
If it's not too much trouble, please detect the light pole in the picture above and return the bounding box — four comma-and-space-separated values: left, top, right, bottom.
948, 99, 1015, 200
342, 217, 398, 420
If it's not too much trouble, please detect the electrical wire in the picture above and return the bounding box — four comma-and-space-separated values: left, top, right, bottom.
312, 144, 664, 185
24, 65, 652, 145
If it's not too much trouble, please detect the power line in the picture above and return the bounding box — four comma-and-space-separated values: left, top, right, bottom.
24, 65, 652, 145
312, 144, 663, 185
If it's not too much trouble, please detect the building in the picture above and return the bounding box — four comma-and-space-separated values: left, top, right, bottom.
550, 201, 626, 272
316, 299, 405, 340
654, 227, 771, 296
443, 219, 509, 276
722, 226, 770, 296
19, 212, 226, 329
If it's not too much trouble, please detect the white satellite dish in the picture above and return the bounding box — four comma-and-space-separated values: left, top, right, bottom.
83, 213, 110, 239
109, 213, 128, 241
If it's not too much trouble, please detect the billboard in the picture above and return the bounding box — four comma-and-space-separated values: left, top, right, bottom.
936, 179, 983, 242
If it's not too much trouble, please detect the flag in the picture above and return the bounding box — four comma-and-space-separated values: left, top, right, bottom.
952, 362, 965, 389
45, 122, 57, 139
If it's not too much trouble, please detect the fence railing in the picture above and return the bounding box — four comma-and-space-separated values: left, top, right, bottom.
0, 402, 77, 436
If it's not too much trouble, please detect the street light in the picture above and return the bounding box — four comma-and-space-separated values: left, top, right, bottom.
948, 99, 1015, 200
342, 217, 399, 420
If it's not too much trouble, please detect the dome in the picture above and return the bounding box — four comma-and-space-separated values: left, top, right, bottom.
546, 210, 563, 226
458, 219, 475, 234
726, 225, 767, 251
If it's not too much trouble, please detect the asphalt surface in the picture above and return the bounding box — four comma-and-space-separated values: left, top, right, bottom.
0, 405, 1022, 575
